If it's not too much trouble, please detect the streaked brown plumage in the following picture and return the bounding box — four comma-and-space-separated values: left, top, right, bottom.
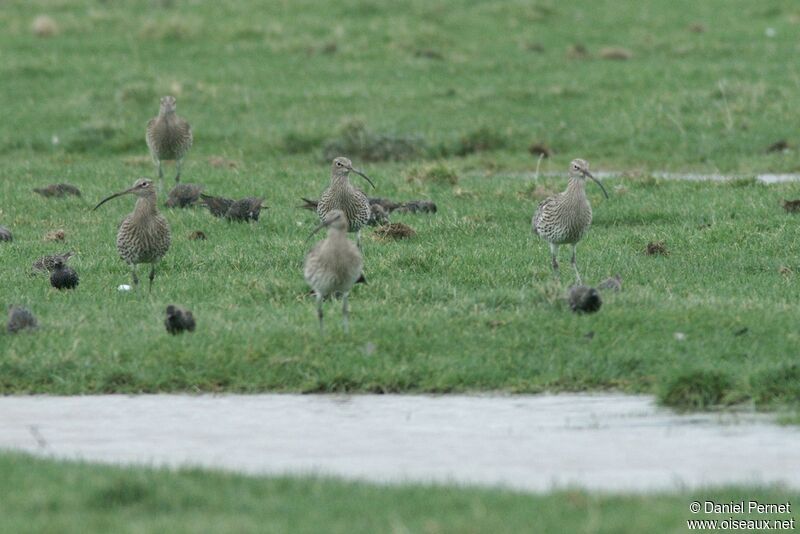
532, 159, 608, 284
146, 95, 193, 184
165, 183, 204, 208
33, 183, 81, 198
315, 157, 375, 248
304, 209, 364, 334
93, 178, 171, 291
32, 251, 74, 274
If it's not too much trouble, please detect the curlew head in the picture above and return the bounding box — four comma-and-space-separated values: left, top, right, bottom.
331, 157, 375, 189
93, 178, 156, 210
159, 95, 177, 115
568, 158, 608, 199
307, 209, 349, 242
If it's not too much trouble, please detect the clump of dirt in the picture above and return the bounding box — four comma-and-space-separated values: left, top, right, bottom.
374, 223, 416, 240
645, 241, 669, 256
767, 140, 790, 153
782, 199, 800, 213
44, 229, 65, 241
208, 156, 240, 169
188, 230, 206, 240
406, 163, 459, 185
599, 46, 633, 60
322, 118, 425, 162
528, 142, 552, 158
566, 43, 589, 59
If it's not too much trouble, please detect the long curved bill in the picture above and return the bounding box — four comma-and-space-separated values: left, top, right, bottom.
349, 167, 376, 189
585, 171, 609, 199
92, 188, 133, 211
305, 221, 327, 243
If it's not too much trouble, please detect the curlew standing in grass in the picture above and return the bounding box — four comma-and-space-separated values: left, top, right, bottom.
304, 209, 364, 334
532, 159, 608, 284
146, 96, 193, 187
93, 178, 171, 292
314, 157, 375, 249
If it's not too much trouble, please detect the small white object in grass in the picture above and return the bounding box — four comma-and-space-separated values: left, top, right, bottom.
117, 284, 132, 292
51, 135, 59, 146
674, 332, 686, 342
765, 27, 776, 38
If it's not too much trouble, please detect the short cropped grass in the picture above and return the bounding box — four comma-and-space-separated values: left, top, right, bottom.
0, 452, 796, 534
1, 1, 800, 414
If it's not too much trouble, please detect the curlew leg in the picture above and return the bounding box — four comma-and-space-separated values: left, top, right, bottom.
148, 264, 156, 293
175, 158, 183, 183
157, 160, 163, 179
356, 230, 362, 251
131, 265, 139, 287
316, 294, 324, 335
342, 292, 350, 334
549, 243, 560, 275
571, 244, 582, 285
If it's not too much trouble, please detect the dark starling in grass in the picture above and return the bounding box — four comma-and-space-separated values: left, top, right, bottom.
368, 204, 389, 226
226, 197, 266, 222
597, 274, 622, 292
165, 183, 204, 208
165, 305, 195, 334
200, 194, 234, 218
7, 306, 37, 333
782, 199, 800, 213
568, 285, 602, 314
32, 251, 74, 274
49, 258, 79, 290
0, 226, 12, 242
394, 200, 438, 214
33, 183, 81, 198
367, 197, 402, 213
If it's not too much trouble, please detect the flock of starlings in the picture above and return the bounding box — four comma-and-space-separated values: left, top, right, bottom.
4, 96, 612, 336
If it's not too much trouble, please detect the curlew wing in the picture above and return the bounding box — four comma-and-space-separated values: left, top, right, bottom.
532, 196, 556, 235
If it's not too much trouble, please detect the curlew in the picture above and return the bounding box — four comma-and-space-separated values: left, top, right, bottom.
532, 159, 608, 284
50, 257, 79, 290
146, 96, 193, 186
93, 178, 171, 292
314, 157, 375, 249
304, 209, 364, 334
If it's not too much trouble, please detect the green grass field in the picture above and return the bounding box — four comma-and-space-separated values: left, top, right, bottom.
0, 452, 795, 534
2, 0, 800, 415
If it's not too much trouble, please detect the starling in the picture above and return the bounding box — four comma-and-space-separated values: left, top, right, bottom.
50, 258, 79, 290
367, 197, 402, 213
200, 194, 234, 218
367, 204, 389, 226
7, 306, 37, 333
32, 251, 74, 274
568, 285, 602, 314
226, 197, 266, 222
395, 200, 438, 214
165, 183, 204, 208
165, 305, 196, 335
0, 226, 12, 242
597, 274, 622, 292
33, 183, 81, 198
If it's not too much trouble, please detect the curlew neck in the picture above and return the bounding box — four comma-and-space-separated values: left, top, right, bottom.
132, 193, 158, 222
566, 176, 587, 197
